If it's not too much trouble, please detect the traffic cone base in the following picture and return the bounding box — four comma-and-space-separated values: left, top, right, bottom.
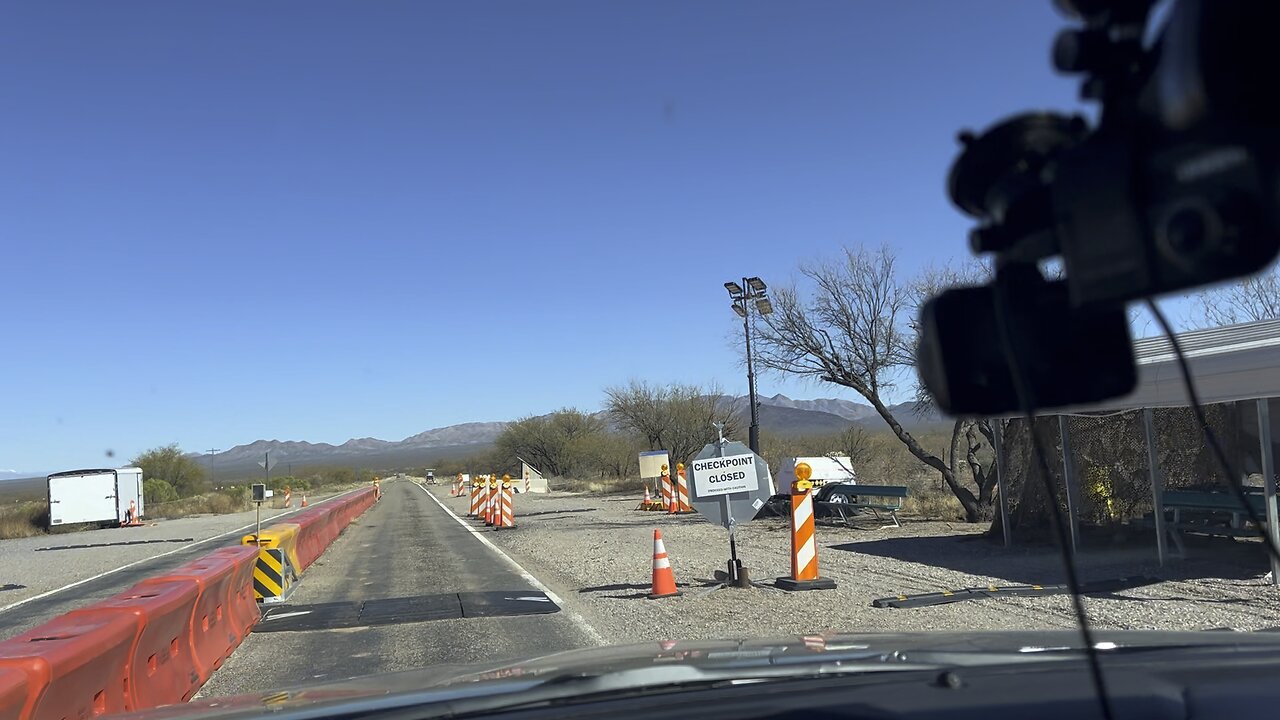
775, 576, 837, 591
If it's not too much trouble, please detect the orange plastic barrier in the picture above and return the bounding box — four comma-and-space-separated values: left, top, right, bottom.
72, 580, 201, 708
137, 553, 240, 682
0, 669, 30, 720
289, 488, 377, 571
0, 612, 137, 719
199, 545, 261, 642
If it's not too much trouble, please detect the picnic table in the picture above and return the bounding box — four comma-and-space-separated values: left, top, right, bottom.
816, 483, 909, 528
1157, 487, 1269, 556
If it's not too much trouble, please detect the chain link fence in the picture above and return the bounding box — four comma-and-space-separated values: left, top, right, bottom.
996, 401, 1266, 543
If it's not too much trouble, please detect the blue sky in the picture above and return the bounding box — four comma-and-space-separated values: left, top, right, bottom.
1, 2, 1183, 471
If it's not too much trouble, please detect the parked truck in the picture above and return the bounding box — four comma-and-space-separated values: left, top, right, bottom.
46, 467, 144, 528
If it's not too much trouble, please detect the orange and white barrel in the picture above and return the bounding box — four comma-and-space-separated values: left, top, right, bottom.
675, 464, 691, 513
776, 463, 836, 591
497, 480, 515, 529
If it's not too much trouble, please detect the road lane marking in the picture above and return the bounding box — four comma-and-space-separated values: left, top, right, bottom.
263, 610, 313, 621
0, 486, 366, 616
414, 483, 607, 646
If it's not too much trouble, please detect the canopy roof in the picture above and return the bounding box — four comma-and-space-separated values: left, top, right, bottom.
1079, 318, 1280, 412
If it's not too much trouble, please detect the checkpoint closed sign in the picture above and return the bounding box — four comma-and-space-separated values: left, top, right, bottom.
689, 453, 757, 497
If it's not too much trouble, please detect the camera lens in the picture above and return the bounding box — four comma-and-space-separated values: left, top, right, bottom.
1157, 199, 1222, 270
1166, 207, 1207, 254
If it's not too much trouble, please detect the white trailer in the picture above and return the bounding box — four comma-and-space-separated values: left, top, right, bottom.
47, 467, 145, 528
775, 456, 858, 493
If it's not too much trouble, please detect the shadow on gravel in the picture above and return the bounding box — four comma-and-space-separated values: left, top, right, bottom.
579, 581, 699, 599
831, 532, 1270, 587
518, 509, 598, 519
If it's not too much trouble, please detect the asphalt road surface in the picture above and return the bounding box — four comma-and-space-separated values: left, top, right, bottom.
199, 480, 601, 699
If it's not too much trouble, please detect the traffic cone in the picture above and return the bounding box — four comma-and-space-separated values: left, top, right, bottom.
637, 486, 652, 510
648, 529, 681, 599
301, 492, 308, 507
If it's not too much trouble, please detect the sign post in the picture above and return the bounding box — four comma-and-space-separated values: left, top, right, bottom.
251, 483, 267, 543
687, 423, 774, 591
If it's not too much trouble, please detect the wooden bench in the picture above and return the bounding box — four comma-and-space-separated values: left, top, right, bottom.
1158, 488, 1269, 555
817, 484, 909, 528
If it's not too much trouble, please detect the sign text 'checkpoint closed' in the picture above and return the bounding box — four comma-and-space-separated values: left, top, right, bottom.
689, 453, 757, 497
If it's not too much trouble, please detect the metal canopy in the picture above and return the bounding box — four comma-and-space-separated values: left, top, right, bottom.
989, 319, 1280, 583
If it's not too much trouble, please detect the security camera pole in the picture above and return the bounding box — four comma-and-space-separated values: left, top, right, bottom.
724, 277, 773, 454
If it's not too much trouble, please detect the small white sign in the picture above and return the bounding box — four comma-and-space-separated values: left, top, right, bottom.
690, 453, 758, 497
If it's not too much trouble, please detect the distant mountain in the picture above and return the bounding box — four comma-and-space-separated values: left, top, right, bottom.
0, 470, 43, 482
200, 397, 946, 479
755, 404, 856, 435
755, 394, 878, 422
745, 394, 942, 431
204, 421, 508, 478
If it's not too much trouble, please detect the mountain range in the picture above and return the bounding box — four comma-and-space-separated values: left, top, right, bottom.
199, 395, 941, 477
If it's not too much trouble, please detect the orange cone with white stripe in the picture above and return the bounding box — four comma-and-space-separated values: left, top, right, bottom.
647, 529, 681, 599
468, 479, 482, 517
637, 486, 653, 510
301, 492, 308, 507
675, 464, 692, 512
775, 463, 836, 591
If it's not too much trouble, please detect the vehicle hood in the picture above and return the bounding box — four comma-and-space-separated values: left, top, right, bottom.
122, 629, 1280, 719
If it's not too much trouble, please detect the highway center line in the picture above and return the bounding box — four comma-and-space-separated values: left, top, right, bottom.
0, 485, 366, 616
415, 482, 608, 647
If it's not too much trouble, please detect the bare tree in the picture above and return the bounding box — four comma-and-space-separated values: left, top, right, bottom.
753, 246, 995, 522
604, 381, 742, 466
836, 425, 872, 469
494, 408, 604, 478
1194, 266, 1280, 327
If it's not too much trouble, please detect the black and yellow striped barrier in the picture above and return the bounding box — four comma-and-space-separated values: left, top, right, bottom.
872, 576, 1159, 609
253, 548, 293, 603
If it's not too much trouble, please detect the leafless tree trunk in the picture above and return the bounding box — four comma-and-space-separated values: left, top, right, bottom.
752, 245, 994, 522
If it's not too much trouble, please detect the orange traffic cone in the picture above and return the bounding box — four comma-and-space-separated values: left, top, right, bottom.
648, 529, 680, 599
301, 492, 308, 507
637, 486, 653, 511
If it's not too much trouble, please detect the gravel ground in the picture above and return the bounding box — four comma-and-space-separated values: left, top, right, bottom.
0, 488, 357, 611
432, 488, 1280, 643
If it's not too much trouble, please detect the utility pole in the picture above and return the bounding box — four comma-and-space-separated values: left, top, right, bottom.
206, 448, 220, 485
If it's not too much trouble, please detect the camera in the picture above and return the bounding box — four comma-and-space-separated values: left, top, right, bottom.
918, 0, 1280, 416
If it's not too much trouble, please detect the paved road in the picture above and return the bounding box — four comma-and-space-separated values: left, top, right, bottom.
199, 480, 599, 698
0, 493, 359, 638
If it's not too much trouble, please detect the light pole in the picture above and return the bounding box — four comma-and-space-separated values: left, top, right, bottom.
724, 276, 773, 455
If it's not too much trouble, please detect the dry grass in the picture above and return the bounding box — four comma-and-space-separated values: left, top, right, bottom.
0, 501, 49, 539
552, 477, 648, 495
146, 492, 249, 520
901, 485, 967, 521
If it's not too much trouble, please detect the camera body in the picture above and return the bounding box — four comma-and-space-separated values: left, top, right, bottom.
919, 0, 1280, 416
